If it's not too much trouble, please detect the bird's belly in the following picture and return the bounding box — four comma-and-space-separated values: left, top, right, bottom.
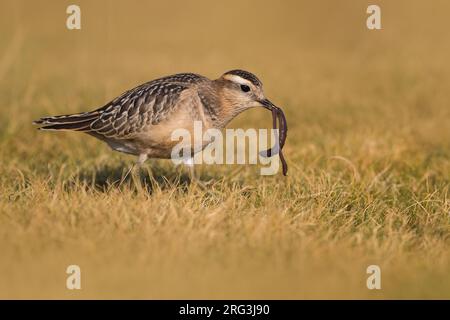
105, 98, 215, 158
131, 119, 213, 159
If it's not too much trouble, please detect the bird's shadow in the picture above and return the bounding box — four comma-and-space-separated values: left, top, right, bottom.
70, 161, 228, 195
72, 162, 194, 194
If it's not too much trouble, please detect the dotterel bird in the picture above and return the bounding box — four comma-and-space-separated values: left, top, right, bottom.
34, 70, 288, 175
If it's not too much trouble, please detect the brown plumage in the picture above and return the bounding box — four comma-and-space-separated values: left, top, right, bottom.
34, 70, 288, 174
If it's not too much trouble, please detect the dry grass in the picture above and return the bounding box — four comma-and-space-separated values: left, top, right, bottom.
0, 0, 449, 299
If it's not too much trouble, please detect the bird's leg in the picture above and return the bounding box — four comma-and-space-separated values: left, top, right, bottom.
118, 154, 147, 188
183, 156, 211, 189
133, 153, 149, 188
182, 156, 196, 181
183, 156, 201, 185
137, 153, 149, 167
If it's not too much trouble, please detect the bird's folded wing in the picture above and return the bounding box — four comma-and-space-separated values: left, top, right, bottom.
35, 73, 208, 137
90, 81, 190, 139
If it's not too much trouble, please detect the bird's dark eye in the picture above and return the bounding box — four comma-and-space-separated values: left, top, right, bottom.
240, 84, 250, 92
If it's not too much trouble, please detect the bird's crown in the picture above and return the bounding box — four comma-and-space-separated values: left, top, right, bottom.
221, 69, 263, 88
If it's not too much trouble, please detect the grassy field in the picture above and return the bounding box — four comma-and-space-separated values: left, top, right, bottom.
0, 0, 449, 299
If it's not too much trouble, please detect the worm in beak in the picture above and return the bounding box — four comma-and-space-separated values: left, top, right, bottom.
259, 99, 288, 176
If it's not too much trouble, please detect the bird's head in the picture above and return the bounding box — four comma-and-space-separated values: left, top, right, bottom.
216, 69, 279, 115
214, 69, 288, 175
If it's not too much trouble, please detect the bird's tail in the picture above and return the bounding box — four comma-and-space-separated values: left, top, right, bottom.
33, 111, 100, 131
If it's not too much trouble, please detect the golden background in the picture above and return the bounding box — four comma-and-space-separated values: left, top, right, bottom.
0, 0, 449, 298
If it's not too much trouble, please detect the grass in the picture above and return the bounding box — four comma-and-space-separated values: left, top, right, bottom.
0, 0, 449, 299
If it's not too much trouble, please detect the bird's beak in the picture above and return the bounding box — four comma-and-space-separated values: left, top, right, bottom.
259, 99, 278, 111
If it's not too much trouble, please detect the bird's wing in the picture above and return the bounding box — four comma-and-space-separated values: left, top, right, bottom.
35, 73, 208, 137
90, 73, 208, 139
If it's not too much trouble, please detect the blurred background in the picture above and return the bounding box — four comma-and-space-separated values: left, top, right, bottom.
0, 0, 449, 299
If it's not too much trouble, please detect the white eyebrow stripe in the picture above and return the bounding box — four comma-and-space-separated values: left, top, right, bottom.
223, 74, 253, 86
